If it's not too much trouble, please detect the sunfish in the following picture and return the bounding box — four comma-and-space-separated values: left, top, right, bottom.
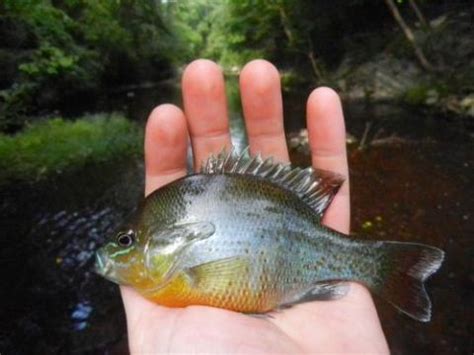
95, 148, 444, 322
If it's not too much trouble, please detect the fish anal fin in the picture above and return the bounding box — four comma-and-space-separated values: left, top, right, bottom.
306, 281, 350, 301
247, 312, 276, 319
200, 146, 344, 218
184, 256, 248, 292
279, 281, 350, 309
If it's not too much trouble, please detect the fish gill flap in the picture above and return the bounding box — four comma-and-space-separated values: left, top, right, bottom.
201, 146, 345, 217
148, 221, 216, 255
144, 221, 215, 282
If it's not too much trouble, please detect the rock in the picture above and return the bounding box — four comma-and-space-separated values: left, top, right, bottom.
460, 94, 474, 117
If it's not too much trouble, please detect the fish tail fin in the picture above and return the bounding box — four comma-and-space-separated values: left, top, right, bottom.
371, 241, 444, 322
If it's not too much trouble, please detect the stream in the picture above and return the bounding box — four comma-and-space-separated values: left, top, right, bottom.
0, 80, 472, 354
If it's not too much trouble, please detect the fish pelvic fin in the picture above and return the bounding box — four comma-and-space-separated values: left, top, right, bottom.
372, 241, 445, 322
200, 146, 344, 218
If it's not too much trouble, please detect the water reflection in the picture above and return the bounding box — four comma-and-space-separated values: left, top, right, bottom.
71, 302, 93, 331
0, 160, 142, 353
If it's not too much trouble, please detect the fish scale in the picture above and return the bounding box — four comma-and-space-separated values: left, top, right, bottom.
95, 148, 444, 321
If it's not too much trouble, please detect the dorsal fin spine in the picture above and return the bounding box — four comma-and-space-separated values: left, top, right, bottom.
200, 147, 344, 218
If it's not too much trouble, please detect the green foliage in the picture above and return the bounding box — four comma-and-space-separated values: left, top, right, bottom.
203, 0, 275, 67
19, 45, 77, 77
0, 114, 142, 183
167, 0, 392, 82
403, 84, 434, 105
404, 81, 450, 106
280, 71, 307, 91
160, 0, 265, 66
2, 0, 100, 85
0, 0, 173, 129
165, 0, 216, 61
2, 0, 473, 133
3, 0, 77, 44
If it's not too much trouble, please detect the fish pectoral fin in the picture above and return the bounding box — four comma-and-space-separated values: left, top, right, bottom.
141, 261, 182, 295
183, 256, 248, 292
279, 281, 350, 309
144, 252, 182, 286
144, 222, 215, 288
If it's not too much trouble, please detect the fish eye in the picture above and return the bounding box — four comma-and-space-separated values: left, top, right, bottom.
116, 230, 135, 248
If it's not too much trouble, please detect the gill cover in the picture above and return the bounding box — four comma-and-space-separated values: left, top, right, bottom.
144, 221, 216, 284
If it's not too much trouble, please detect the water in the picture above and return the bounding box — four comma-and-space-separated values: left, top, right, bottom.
0, 81, 472, 354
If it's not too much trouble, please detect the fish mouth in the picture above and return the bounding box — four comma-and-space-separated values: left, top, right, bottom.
94, 249, 128, 285
94, 250, 113, 277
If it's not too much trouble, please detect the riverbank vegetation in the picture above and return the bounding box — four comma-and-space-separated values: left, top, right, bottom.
0, 114, 141, 183
0, 0, 472, 181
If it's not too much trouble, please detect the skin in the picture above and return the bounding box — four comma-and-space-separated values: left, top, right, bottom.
120, 59, 390, 353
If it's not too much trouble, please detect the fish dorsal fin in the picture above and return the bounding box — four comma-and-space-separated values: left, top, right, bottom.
200, 147, 344, 217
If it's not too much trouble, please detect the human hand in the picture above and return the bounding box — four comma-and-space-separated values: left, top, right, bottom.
120, 59, 389, 353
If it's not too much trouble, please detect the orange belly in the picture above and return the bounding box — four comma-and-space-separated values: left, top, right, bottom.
143, 274, 276, 313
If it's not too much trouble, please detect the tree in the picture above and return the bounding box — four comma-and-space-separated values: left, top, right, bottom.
0, 0, 175, 130
384, 0, 434, 71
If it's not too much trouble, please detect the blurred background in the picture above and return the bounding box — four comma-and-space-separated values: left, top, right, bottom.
0, 0, 472, 354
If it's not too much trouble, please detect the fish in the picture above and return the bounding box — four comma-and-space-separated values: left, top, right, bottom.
95, 147, 445, 322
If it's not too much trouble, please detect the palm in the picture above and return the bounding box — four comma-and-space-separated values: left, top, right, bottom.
120, 60, 389, 353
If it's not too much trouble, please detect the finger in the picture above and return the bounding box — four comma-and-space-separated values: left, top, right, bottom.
271, 283, 388, 353
144, 104, 188, 196
182, 59, 232, 169
240, 60, 289, 162
306, 87, 350, 233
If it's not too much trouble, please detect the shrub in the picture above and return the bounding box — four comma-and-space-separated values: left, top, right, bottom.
0, 114, 142, 183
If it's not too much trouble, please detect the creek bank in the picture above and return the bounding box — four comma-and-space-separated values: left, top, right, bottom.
0, 113, 142, 184
333, 12, 474, 120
